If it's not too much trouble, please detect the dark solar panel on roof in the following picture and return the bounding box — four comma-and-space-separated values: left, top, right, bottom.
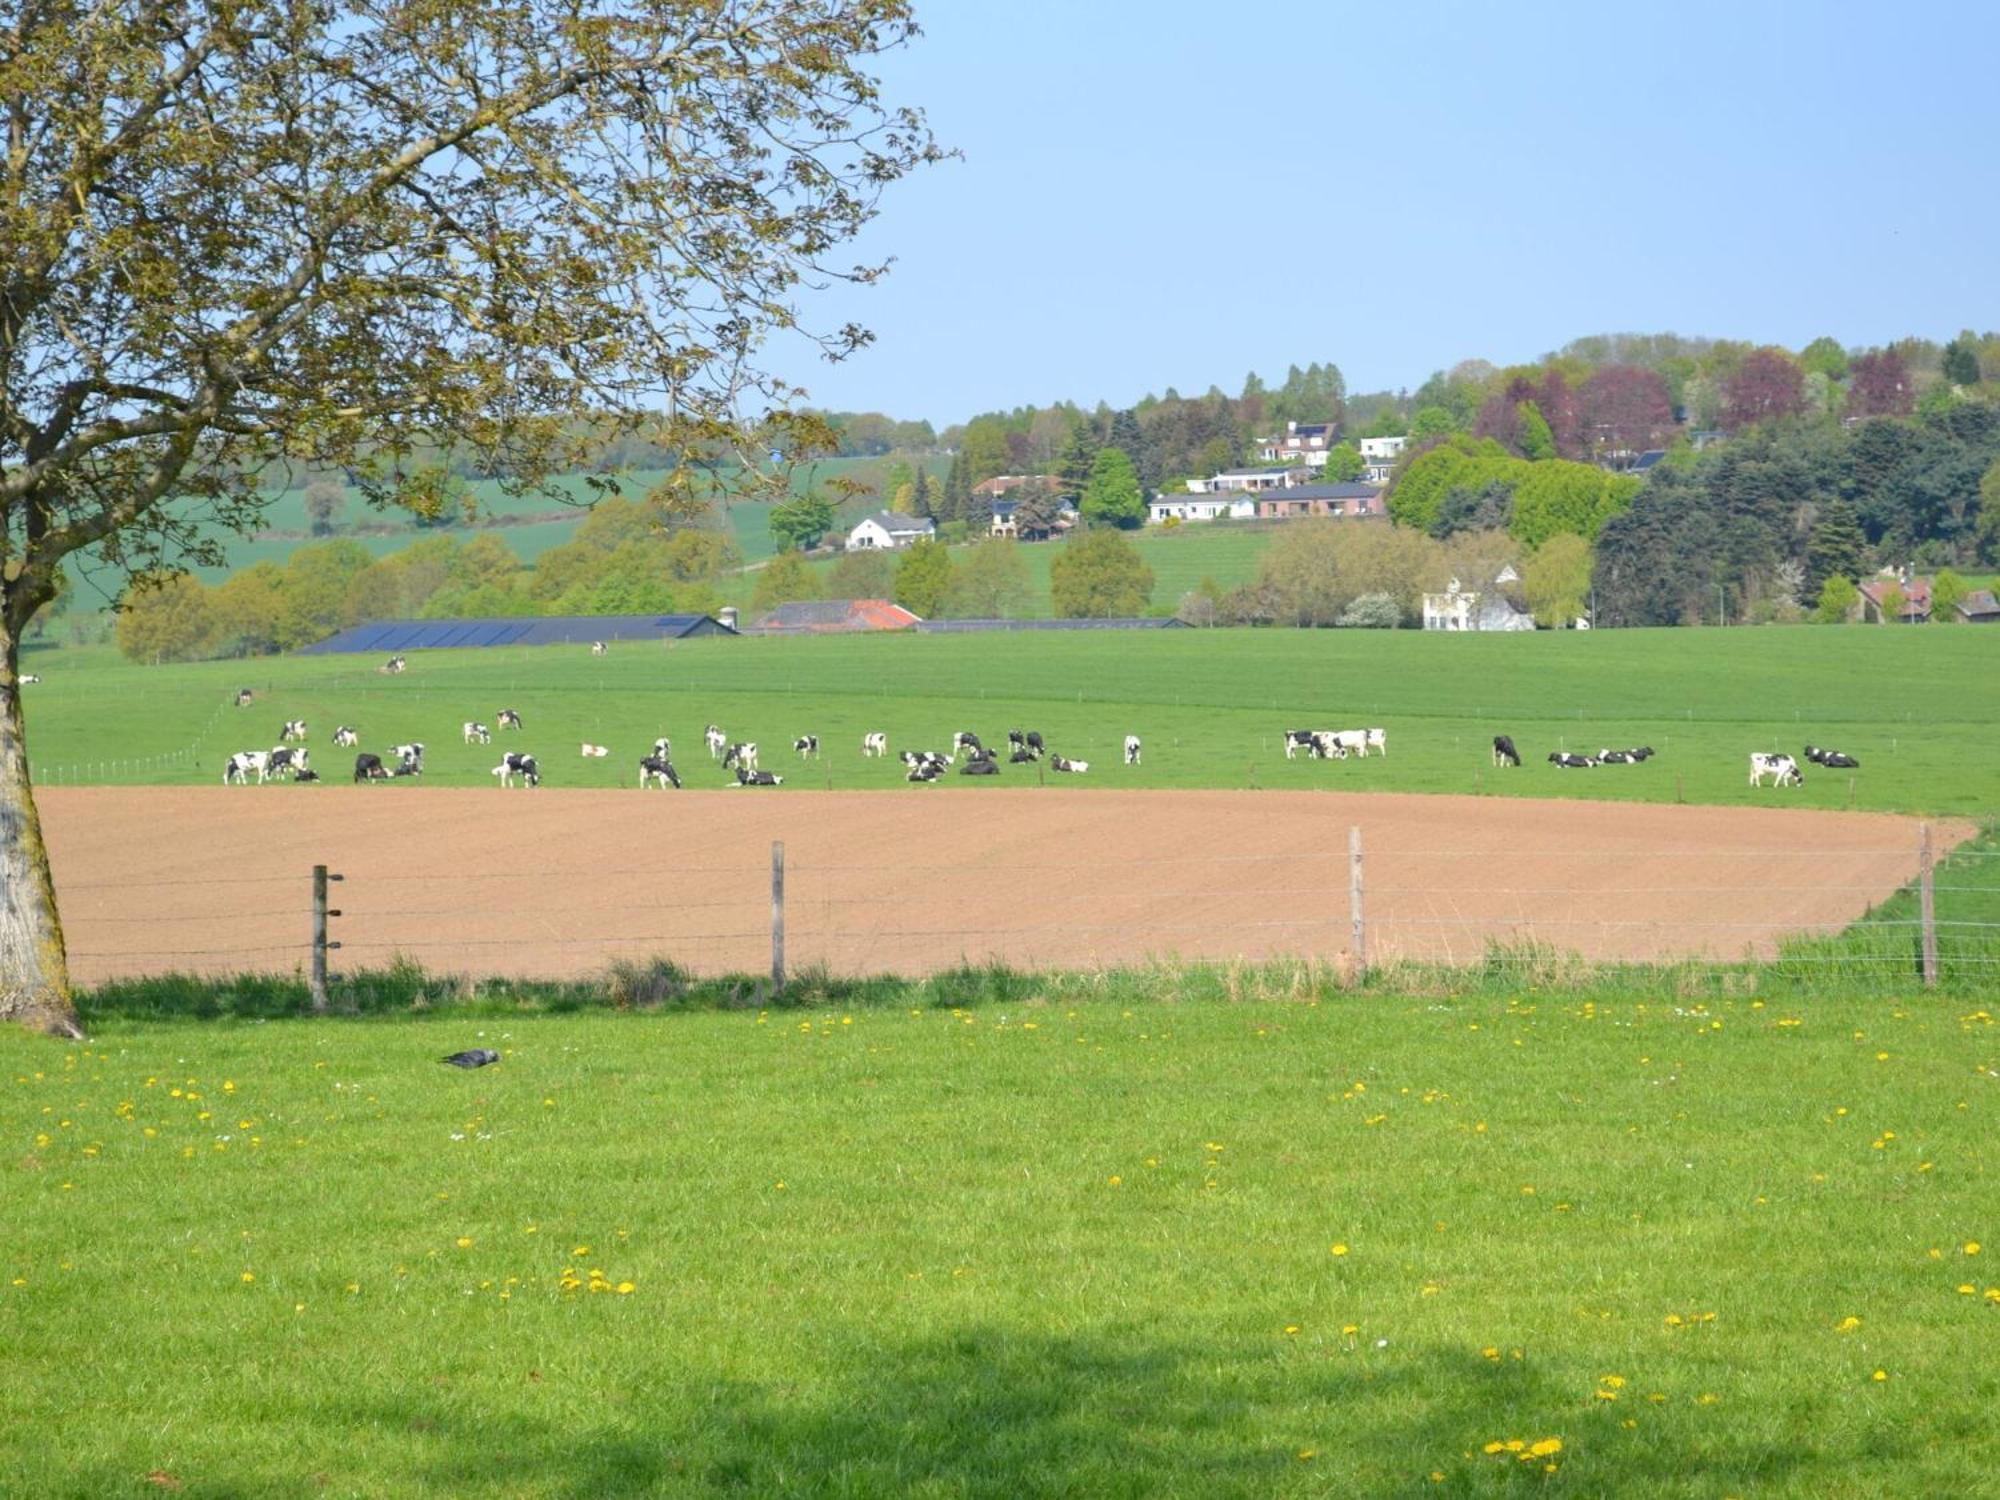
299, 612, 737, 654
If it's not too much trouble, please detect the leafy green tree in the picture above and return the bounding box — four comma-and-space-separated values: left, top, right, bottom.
1080, 448, 1146, 529
943, 539, 1030, 618
303, 479, 348, 537
1409, 406, 1459, 441
1942, 337, 1982, 387
1816, 573, 1860, 623
452, 534, 525, 592
1522, 533, 1594, 627
0, 0, 939, 1034
769, 493, 836, 552
1930, 568, 1968, 622
826, 548, 896, 600
1799, 336, 1850, 381
281, 540, 376, 647
750, 551, 822, 613
1877, 581, 1906, 622
1050, 529, 1155, 618
209, 563, 290, 657
892, 538, 954, 618
114, 574, 217, 664
1516, 402, 1556, 461
1322, 442, 1365, 482
958, 418, 1014, 488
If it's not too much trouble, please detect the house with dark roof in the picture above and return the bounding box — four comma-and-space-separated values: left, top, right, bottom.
751, 598, 920, 634
846, 511, 935, 551
1955, 588, 2000, 623
1257, 421, 1337, 467
990, 493, 1078, 539
1254, 482, 1385, 520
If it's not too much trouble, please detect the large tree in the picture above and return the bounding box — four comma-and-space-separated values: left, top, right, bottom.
0, 1, 939, 1034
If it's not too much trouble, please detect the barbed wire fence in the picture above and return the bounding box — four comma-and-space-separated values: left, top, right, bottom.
56, 826, 2000, 998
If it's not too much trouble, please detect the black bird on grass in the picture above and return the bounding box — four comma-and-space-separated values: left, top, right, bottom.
440, 1049, 500, 1069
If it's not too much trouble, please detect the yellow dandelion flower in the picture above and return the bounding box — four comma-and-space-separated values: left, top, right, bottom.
1966, 1242, 1982, 1256
1872, 1369, 1888, 1382
1107, 1175, 1122, 1186
1481, 1346, 1500, 1360
1482, 1442, 1505, 1455
1529, 1438, 1562, 1457
1342, 1324, 1358, 1336
573, 1245, 591, 1256
1835, 1316, 1861, 1332
240, 1271, 255, 1283
616, 1282, 635, 1294
1330, 1243, 1349, 1256
1296, 1449, 1315, 1461
1284, 1325, 1300, 1336
455, 1237, 473, 1249
1602, 1374, 1627, 1388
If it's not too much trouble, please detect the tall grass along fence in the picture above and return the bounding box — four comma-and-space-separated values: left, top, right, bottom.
55, 826, 2000, 1007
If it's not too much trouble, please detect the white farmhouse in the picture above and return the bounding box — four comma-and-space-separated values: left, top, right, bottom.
846, 511, 936, 551
1422, 569, 1534, 632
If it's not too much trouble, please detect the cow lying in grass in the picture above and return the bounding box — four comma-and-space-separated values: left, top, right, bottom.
732, 767, 783, 787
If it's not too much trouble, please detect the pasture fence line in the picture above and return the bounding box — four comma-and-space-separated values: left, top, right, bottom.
48, 824, 2000, 996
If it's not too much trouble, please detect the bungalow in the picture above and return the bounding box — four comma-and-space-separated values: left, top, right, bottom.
1186, 467, 1313, 495
1257, 421, 1336, 467
1955, 588, 2000, 623
1422, 570, 1534, 632
846, 511, 935, 551
1147, 494, 1257, 524
1858, 571, 1932, 624
1254, 482, 1385, 520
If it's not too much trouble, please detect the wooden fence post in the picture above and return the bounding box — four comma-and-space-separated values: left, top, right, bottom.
1918, 823, 1938, 988
311, 865, 343, 1012
1349, 825, 1366, 977
771, 840, 786, 993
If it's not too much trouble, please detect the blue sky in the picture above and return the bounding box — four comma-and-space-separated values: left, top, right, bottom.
774, 0, 1999, 427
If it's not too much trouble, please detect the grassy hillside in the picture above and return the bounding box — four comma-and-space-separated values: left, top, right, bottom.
17, 626, 2000, 816
4, 988, 1995, 1496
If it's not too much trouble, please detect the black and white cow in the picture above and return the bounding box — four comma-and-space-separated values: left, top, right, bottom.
953, 731, 983, 758
733, 766, 783, 787
1051, 755, 1089, 774
1309, 731, 1349, 761
18, 673, 39, 684
722, 741, 758, 773
333, 725, 359, 748
794, 735, 820, 759
492, 752, 540, 788
1750, 753, 1803, 787
1548, 752, 1594, 769
497, 709, 523, 731
638, 754, 682, 789
901, 749, 952, 775
463, 721, 492, 745
1596, 749, 1636, 764
392, 742, 424, 772
280, 719, 308, 742
961, 756, 1000, 776
1008, 747, 1038, 764
266, 747, 310, 780
1124, 735, 1142, 765
906, 759, 943, 783
234, 688, 255, 707
1492, 734, 1521, 767
293, 769, 320, 783
354, 753, 390, 782
1283, 730, 1322, 760
862, 731, 888, 758
1804, 745, 1857, 768
223, 750, 272, 784
1025, 731, 1044, 754
590, 640, 607, 656
705, 723, 727, 759
382, 655, 406, 674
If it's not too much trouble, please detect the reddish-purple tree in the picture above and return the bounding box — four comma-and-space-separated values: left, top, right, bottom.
1535, 368, 1585, 458
1722, 349, 1806, 430
1580, 365, 1675, 457
1846, 349, 1914, 419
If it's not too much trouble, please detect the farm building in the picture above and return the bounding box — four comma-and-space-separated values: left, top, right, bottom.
1955, 588, 2000, 623
1858, 572, 1932, 624
846, 511, 936, 550
750, 599, 920, 634
300, 613, 736, 654
1422, 571, 1534, 632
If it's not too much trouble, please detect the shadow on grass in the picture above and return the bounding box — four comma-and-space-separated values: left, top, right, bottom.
63, 1328, 1870, 1499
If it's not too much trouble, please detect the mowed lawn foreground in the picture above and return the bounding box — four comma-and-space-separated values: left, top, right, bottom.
5, 995, 1996, 1497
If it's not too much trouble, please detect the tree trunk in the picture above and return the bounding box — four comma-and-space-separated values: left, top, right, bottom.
0, 619, 83, 1037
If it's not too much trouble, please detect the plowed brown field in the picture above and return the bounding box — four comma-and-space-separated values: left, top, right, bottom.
38, 788, 1972, 983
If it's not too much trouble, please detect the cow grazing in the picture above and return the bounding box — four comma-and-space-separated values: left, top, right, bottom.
382, 655, 406, 674
1051, 755, 1089, 774
1750, 753, 1803, 787
705, 723, 727, 759
223, 750, 272, 784
794, 735, 820, 759
961, 757, 1000, 776
234, 688, 254, 707
492, 752, 540, 787
267, 747, 309, 780
497, 709, 523, 731
722, 741, 758, 773
862, 732, 888, 758
579, 743, 610, 758
280, 719, 308, 742
1308, 731, 1348, 761
353, 753, 389, 782
1124, 735, 1142, 765
590, 640, 607, 656
333, 725, 359, 748
1025, 731, 1044, 753
638, 755, 682, 789
1548, 752, 1594, 769
1283, 730, 1319, 760
953, 731, 983, 758
463, 722, 492, 745
1007, 729, 1026, 749
1330, 729, 1370, 758
733, 767, 783, 787
1492, 735, 1521, 767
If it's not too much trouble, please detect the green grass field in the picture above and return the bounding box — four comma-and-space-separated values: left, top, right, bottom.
5, 984, 1995, 1497
18, 624, 2000, 817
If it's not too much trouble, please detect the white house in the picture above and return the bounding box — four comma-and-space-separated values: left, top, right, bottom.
846, 511, 935, 551
1422, 569, 1534, 632
1257, 421, 1336, 467
1148, 494, 1257, 524
1186, 467, 1312, 495
1358, 435, 1407, 485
